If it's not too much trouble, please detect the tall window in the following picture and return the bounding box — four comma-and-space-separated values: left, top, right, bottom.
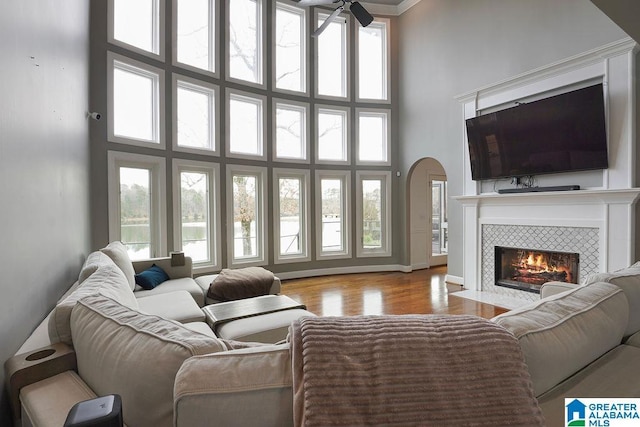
173, 75, 218, 154
228, 0, 263, 85
432, 178, 448, 255
274, 169, 310, 263
174, 0, 216, 74
274, 100, 309, 162
316, 11, 349, 98
109, 0, 164, 59
274, 2, 306, 93
108, 53, 165, 147
173, 160, 220, 271
357, 109, 390, 165
357, 20, 389, 101
227, 90, 266, 159
227, 166, 267, 266
316, 171, 350, 259
316, 106, 349, 164
356, 171, 391, 257
108, 152, 167, 260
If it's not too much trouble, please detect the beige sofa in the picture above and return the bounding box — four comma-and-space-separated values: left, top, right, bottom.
9, 256, 640, 426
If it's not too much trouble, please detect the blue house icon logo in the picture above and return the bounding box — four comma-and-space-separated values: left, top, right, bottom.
566, 399, 587, 426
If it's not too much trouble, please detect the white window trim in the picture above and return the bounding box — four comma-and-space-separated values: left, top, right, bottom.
272, 0, 309, 96
314, 9, 351, 101
355, 18, 391, 104
315, 170, 351, 260
107, 0, 166, 61
273, 168, 311, 264
356, 171, 392, 258
172, 0, 219, 78
272, 98, 310, 164
107, 151, 167, 258
226, 165, 268, 267
172, 74, 219, 156
226, 89, 267, 161
172, 159, 221, 273
315, 104, 351, 165
107, 52, 166, 149
356, 108, 391, 166
225, 0, 266, 89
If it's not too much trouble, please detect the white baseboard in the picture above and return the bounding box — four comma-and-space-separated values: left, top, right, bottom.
445, 274, 464, 286
276, 264, 413, 280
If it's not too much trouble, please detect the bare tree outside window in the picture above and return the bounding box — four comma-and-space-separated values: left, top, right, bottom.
233, 175, 258, 257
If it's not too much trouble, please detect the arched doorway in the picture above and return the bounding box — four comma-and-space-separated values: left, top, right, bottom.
408, 158, 448, 269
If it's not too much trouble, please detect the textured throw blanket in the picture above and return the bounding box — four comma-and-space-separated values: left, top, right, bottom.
290, 315, 545, 427
207, 267, 274, 302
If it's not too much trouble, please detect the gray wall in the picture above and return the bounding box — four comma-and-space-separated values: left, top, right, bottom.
0, 0, 90, 423
396, 0, 629, 278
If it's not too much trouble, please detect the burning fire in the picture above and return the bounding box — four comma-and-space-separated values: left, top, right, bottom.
520, 251, 571, 278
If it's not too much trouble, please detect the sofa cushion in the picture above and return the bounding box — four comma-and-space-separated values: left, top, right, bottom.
78, 251, 115, 284
215, 309, 315, 343
585, 261, 640, 337
71, 294, 227, 427
48, 263, 138, 345
134, 277, 205, 307
136, 291, 205, 323
537, 344, 640, 426
174, 344, 293, 427
100, 241, 136, 290
135, 264, 170, 290
492, 282, 628, 397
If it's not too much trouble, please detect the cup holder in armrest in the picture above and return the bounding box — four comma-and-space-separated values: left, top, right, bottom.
25, 348, 56, 361
4, 343, 77, 421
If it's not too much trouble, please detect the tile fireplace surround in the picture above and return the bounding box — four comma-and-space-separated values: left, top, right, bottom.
453, 38, 640, 303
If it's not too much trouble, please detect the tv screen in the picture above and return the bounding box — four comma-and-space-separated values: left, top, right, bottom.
465, 83, 608, 181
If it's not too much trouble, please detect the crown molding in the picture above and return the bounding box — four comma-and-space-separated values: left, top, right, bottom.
363, 0, 422, 16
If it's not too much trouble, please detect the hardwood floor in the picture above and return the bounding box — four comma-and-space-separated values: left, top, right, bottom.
281, 266, 508, 319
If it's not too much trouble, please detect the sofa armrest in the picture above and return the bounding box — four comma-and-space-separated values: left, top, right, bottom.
540, 281, 580, 299
174, 344, 293, 427
4, 343, 77, 420
132, 256, 193, 279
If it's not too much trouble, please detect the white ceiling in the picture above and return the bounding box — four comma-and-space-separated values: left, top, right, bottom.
362, 0, 422, 15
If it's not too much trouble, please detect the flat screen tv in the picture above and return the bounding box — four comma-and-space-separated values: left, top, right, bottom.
465, 83, 608, 181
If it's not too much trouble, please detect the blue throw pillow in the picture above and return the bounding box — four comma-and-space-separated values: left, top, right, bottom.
135, 264, 170, 290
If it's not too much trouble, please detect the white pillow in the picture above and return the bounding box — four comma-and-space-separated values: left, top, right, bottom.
71, 294, 227, 427
100, 241, 136, 290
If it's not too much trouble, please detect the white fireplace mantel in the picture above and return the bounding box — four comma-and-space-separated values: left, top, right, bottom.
454, 38, 639, 295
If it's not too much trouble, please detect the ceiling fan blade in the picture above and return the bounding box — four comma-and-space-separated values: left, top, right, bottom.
312, 6, 344, 38
350, 2, 373, 27
296, 0, 338, 6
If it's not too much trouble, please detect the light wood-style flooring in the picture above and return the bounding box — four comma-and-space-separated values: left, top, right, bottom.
281, 266, 508, 319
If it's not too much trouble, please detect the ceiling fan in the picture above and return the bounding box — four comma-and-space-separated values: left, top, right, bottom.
295, 0, 374, 37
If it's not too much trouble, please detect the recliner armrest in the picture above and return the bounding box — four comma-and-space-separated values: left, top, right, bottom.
132, 256, 193, 279
540, 281, 580, 299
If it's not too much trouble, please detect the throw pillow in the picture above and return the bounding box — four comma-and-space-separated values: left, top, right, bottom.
100, 241, 136, 291
135, 264, 170, 290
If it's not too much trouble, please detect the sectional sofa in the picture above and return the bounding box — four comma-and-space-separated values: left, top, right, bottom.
6, 246, 640, 426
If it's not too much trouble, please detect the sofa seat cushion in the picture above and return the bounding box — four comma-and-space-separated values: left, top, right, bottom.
20, 371, 98, 427
215, 309, 315, 343
537, 344, 640, 426
624, 330, 640, 347
71, 294, 227, 427
136, 291, 205, 323
585, 261, 640, 337
135, 277, 205, 307
48, 263, 138, 345
174, 344, 293, 427
492, 282, 628, 397
100, 241, 136, 290
182, 321, 217, 338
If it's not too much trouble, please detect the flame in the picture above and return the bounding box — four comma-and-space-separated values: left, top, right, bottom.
518, 251, 572, 279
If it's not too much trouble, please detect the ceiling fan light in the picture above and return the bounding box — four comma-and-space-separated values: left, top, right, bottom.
350, 2, 373, 27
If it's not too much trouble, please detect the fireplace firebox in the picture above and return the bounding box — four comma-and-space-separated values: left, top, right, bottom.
495, 246, 579, 293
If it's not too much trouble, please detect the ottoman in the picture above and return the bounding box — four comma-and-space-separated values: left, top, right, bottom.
217, 309, 316, 343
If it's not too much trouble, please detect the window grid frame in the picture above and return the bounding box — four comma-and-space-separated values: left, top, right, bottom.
226, 165, 269, 268
314, 9, 351, 102
172, 0, 219, 78
355, 18, 391, 104
225, 0, 266, 89
273, 168, 311, 264
315, 170, 351, 260
226, 88, 267, 161
273, 98, 310, 164
315, 104, 351, 165
108, 0, 166, 61
272, 0, 309, 96
107, 151, 167, 259
356, 170, 392, 258
356, 108, 391, 166
172, 159, 221, 273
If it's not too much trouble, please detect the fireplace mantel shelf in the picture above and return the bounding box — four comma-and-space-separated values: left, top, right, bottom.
454, 188, 640, 207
